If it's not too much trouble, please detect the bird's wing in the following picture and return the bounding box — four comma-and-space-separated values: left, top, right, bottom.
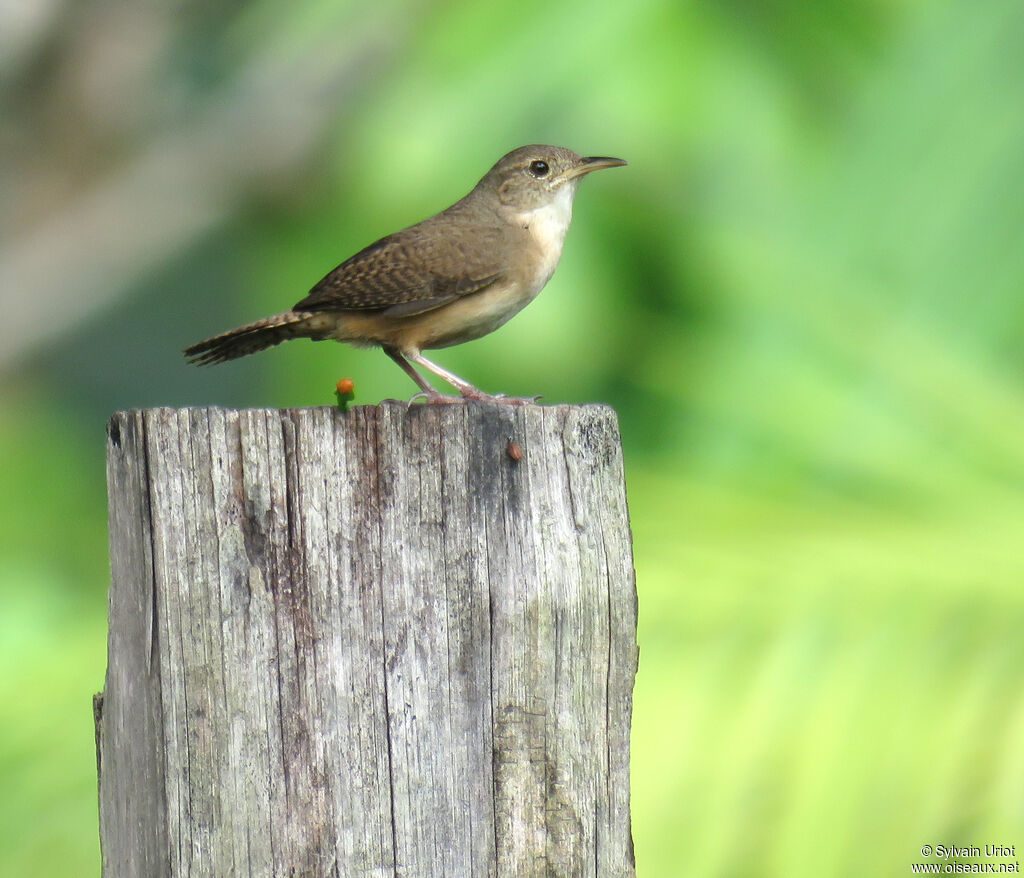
292, 225, 504, 316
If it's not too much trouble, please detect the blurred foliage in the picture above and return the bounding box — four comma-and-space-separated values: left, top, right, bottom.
1, 0, 1022, 874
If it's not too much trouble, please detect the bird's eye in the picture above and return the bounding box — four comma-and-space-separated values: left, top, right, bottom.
528, 160, 550, 178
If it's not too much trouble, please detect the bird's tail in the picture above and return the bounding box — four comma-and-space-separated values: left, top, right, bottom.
184, 311, 313, 365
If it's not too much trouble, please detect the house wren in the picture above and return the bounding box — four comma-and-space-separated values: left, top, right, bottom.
185, 144, 626, 403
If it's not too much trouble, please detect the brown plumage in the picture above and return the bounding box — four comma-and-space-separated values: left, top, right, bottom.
185, 200, 507, 366
294, 222, 506, 315
184, 311, 314, 365
184, 145, 626, 402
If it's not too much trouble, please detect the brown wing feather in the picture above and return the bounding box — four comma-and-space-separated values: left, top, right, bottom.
293, 221, 504, 315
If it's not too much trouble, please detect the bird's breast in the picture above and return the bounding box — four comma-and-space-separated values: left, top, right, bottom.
512, 184, 576, 293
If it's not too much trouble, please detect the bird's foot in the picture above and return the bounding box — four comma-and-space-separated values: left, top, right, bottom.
406, 388, 543, 407
460, 389, 543, 406
408, 391, 466, 406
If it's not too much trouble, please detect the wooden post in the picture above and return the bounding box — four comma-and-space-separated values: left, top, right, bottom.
97, 403, 638, 877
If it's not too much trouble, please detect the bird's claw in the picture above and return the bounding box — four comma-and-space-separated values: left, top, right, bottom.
405, 389, 543, 407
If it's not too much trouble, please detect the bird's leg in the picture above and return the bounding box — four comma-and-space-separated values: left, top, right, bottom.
406, 352, 479, 396
384, 347, 462, 405
383, 346, 436, 393
407, 352, 540, 406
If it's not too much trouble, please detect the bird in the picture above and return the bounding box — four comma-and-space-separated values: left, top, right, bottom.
184, 144, 627, 403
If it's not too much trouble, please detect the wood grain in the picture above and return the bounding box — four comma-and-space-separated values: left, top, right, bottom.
98, 403, 638, 877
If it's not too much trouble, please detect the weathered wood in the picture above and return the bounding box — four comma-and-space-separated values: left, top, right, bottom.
97, 402, 638, 877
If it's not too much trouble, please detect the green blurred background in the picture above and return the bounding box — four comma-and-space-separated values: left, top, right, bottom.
2, 0, 1023, 874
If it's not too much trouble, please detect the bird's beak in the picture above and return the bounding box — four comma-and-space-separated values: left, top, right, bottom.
558, 155, 628, 183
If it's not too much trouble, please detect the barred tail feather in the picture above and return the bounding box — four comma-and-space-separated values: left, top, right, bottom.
184, 311, 312, 365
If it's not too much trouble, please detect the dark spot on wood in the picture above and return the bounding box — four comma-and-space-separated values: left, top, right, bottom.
92, 692, 104, 776
107, 417, 121, 448
568, 410, 619, 469
232, 571, 253, 612
241, 499, 268, 565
